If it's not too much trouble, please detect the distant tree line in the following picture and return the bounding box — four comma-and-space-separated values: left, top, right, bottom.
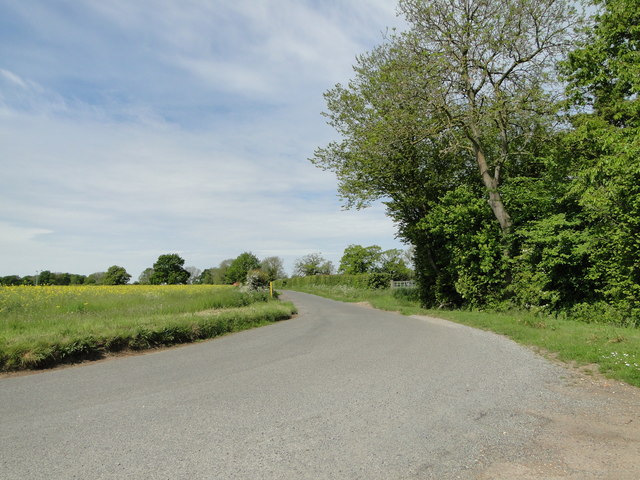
2, 246, 413, 287
0, 266, 132, 286
1, 241, 416, 289
0, 252, 289, 287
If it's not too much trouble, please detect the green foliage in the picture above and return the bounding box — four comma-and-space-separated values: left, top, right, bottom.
38, 270, 52, 285
84, 272, 106, 285
562, 0, 640, 127
392, 287, 420, 303
137, 268, 154, 285
378, 248, 413, 280
314, 0, 578, 237
304, 0, 640, 326
414, 186, 508, 308
366, 273, 392, 289
510, 214, 592, 309
1, 272, 89, 286
246, 269, 270, 291
150, 254, 190, 285
199, 259, 234, 285
198, 268, 216, 284
339, 245, 382, 274
103, 265, 131, 285
225, 252, 261, 284
292, 253, 334, 277
0, 276, 22, 286
338, 245, 413, 279
555, 0, 640, 324
260, 256, 286, 282
310, 0, 600, 320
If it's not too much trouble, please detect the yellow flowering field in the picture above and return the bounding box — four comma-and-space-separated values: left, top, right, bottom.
1, 284, 234, 318
0, 285, 296, 371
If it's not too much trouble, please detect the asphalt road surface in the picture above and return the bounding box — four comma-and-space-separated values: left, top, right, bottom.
0, 291, 626, 479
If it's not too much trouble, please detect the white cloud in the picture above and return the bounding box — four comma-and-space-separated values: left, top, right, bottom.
0, 69, 28, 88
0, 222, 52, 244
0, 0, 408, 279
0, 106, 403, 278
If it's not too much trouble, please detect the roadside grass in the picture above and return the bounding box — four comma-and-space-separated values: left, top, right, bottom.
0, 285, 296, 372
284, 285, 640, 387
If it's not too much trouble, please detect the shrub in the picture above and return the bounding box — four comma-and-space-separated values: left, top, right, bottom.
367, 273, 392, 289
246, 269, 270, 291
392, 287, 420, 302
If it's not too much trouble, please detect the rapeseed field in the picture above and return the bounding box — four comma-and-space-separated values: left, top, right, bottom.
0, 285, 295, 371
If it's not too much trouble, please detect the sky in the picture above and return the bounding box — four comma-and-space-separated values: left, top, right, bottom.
0, 0, 409, 280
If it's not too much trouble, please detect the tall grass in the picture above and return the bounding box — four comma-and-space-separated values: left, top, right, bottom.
0, 285, 296, 371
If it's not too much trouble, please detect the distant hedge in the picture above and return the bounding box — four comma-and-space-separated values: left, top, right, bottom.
274, 273, 392, 290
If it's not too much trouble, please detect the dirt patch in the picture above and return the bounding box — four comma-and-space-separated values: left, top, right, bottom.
476, 367, 640, 479
353, 301, 375, 309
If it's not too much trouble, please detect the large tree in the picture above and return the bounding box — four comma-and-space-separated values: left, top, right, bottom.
150, 254, 190, 285
103, 265, 131, 285
225, 252, 261, 284
138, 268, 154, 285
313, 0, 579, 236
378, 248, 413, 280
293, 253, 334, 277
260, 256, 286, 282
312, 0, 581, 307
339, 245, 382, 274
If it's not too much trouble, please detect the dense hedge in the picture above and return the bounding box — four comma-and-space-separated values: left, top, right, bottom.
275, 273, 392, 290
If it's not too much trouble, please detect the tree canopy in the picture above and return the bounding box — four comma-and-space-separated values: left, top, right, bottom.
103, 265, 131, 285
293, 253, 334, 277
150, 254, 190, 285
338, 244, 412, 279
339, 245, 382, 275
314, 0, 579, 236
260, 256, 286, 282
556, 0, 640, 317
225, 252, 261, 284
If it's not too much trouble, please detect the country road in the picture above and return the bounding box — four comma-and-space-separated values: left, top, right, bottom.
1, 291, 638, 479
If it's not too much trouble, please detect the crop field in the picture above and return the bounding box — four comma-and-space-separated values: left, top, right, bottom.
0, 285, 296, 372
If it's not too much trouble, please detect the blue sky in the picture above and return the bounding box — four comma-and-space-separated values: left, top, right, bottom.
0, 0, 409, 279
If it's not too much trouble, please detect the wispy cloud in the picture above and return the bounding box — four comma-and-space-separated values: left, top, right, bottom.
0, 1, 407, 278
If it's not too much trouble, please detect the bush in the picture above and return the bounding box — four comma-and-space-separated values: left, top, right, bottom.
246, 269, 270, 291
367, 273, 392, 289
392, 287, 421, 302
568, 302, 638, 328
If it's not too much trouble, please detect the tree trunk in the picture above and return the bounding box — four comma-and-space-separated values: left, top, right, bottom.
487, 189, 512, 234
473, 141, 513, 235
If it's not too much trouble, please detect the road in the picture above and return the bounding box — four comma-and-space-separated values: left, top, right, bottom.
1, 291, 638, 479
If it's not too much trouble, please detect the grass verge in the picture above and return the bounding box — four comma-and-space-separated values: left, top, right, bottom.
0, 285, 297, 372
285, 284, 640, 387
